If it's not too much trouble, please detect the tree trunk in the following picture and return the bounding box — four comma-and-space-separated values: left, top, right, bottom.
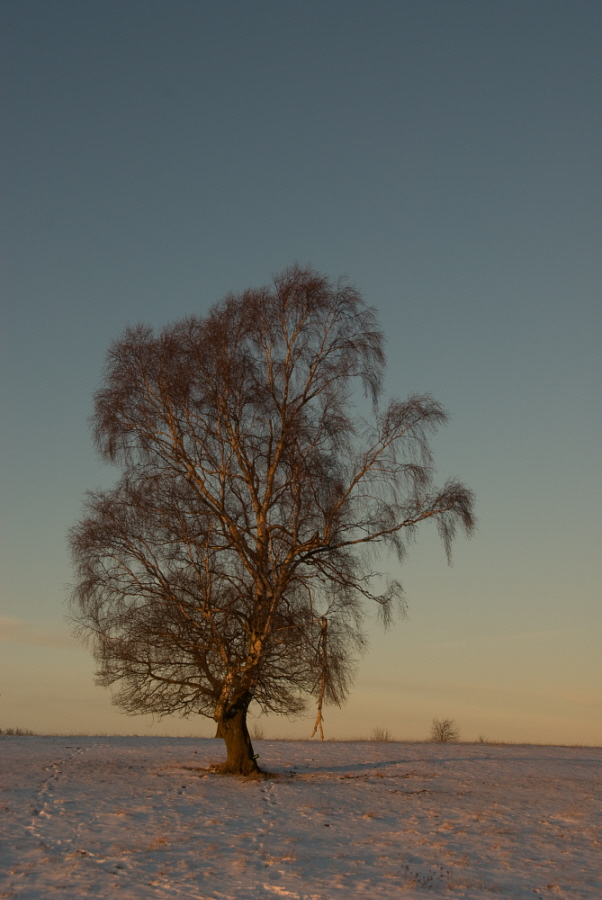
214, 693, 259, 776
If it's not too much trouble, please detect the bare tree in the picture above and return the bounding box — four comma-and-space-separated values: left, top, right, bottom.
371, 727, 393, 742
69, 265, 475, 775
430, 718, 460, 743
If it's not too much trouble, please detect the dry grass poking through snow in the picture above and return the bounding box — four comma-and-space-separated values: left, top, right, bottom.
0, 736, 600, 899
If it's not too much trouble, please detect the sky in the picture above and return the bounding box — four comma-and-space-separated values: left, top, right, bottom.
1, 0, 601, 744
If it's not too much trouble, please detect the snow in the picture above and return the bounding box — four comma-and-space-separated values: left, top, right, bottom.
1, 736, 600, 899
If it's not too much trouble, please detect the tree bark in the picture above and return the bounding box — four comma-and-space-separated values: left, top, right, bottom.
214, 693, 259, 775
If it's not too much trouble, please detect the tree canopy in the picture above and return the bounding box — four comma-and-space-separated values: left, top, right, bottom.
70, 265, 475, 774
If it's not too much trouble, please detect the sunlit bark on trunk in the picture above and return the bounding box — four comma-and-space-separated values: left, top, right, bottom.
214, 694, 259, 775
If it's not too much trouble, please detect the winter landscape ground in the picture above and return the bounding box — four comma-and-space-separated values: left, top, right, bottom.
1, 735, 600, 899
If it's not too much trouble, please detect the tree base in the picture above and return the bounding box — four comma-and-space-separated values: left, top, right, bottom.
209, 761, 269, 779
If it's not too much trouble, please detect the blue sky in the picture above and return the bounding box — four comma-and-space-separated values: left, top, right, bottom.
2, 0, 601, 742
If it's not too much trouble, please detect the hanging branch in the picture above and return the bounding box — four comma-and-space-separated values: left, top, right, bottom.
310, 616, 329, 741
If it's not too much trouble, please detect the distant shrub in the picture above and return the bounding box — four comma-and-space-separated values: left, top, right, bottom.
371, 727, 392, 742
430, 718, 459, 743
250, 723, 265, 741
0, 728, 35, 736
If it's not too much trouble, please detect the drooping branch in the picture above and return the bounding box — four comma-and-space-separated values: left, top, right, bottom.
310, 617, 329, 741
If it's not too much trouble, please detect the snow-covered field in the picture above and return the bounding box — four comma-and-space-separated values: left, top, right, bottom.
1, 736, 600, 899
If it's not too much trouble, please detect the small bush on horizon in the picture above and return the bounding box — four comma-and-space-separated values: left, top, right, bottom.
250, 723, 265, 741
0, 728, 35, 736
430, 718, 460, 743
371, 727, 393, 742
